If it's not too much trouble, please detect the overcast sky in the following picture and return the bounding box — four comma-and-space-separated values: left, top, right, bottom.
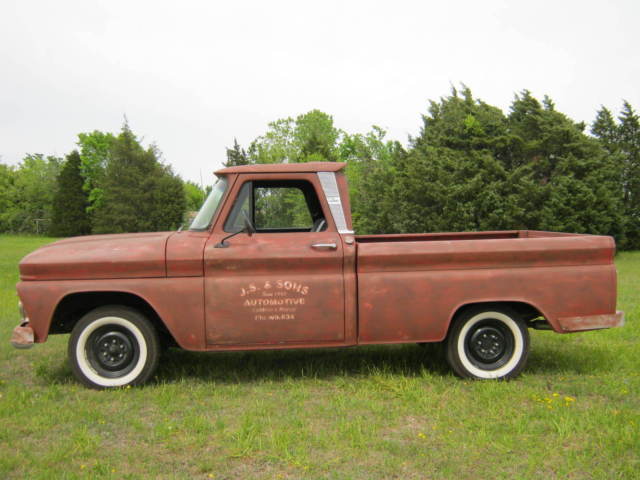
1, 0, 639, 184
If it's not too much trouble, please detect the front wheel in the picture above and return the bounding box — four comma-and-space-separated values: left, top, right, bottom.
68, 306, 160, 389
446, 306, 529, 380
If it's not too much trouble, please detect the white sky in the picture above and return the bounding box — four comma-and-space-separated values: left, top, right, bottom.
1, 0, 639, 184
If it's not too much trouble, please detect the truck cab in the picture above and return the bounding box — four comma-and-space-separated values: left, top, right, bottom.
194, 162, 355, 347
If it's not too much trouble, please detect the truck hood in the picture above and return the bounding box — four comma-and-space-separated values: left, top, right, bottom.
19, 232, 175, 281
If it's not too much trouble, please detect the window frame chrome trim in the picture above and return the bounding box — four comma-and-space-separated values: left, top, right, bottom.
317, 171, 352, 235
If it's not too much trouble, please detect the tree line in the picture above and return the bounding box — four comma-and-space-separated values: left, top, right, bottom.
1, 87, 639, 249
225, 87, 640, 250
0, 123, 206, 236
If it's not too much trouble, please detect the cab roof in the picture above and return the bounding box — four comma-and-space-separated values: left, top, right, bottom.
215, 161, 346, 175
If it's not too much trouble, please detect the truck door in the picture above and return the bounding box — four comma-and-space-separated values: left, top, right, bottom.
203, 174, 345, 346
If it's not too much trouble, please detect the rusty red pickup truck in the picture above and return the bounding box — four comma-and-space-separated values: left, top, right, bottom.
12, 162, 624, 388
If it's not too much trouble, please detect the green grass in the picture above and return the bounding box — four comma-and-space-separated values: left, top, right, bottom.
0, 235, 638, 479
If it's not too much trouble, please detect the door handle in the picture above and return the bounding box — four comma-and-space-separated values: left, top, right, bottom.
311, 242, 337, 250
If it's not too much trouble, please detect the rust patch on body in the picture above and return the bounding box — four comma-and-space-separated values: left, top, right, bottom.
558, 311, 625, 332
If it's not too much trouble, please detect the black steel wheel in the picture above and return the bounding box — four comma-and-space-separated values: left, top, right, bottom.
86, 325, 140, 378
446, 306, 529, 380
69, 305, 160, 389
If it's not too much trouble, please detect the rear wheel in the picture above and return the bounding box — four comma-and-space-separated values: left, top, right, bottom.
446, 306, 529, 380
68, 306, 160, 389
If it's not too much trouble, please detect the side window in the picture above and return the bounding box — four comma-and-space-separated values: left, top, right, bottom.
254, 186, 312, 229
224, 180, 328, 233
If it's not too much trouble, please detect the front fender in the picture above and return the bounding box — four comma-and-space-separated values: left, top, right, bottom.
17, 278, 206, 350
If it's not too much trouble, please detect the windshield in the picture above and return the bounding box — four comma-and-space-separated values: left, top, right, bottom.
189, 177, 228, 230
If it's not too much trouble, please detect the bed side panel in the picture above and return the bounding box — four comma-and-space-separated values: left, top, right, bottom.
356, 236, 616, 343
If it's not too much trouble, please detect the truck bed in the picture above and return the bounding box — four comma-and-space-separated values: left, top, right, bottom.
355, 230, 617, 343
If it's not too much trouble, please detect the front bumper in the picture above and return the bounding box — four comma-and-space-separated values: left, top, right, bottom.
557, 310, 625, 332
11, 321, 34, 349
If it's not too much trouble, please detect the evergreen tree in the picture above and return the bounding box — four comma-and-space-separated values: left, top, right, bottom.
351, 87, 625, 240
224, 138, 250, 167
506, 91, 624, 237
414, 86, 513, 164
364, 88, 519, 235
591, 107, 619, 153
50, 150, 91, 237
148, 163, 186, 231
386, 146, 517, 234
92, 123, 186, 234
617, 102, 640, 247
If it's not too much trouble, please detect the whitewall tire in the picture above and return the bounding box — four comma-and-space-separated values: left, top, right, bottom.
446, 306, 529, 380
68, 306, 160, 389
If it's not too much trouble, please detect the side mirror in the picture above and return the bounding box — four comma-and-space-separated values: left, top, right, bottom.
215, 214, 256, 248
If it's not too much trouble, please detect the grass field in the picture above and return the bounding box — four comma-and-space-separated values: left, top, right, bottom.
1, 235, 638, 479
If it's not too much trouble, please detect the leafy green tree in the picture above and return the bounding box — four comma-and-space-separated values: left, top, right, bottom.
244, 110, 344, 227
1, 154, 62, 234
77, 130, 115, 214
184, 181, 206, 212
92, 124, 186, 233
338, 126, 404, 233
0, 163, 16, 232
294, 110, 341, 162
248, 110, 342, 164
248, 118, 297, 164
50, 151, 91, 237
